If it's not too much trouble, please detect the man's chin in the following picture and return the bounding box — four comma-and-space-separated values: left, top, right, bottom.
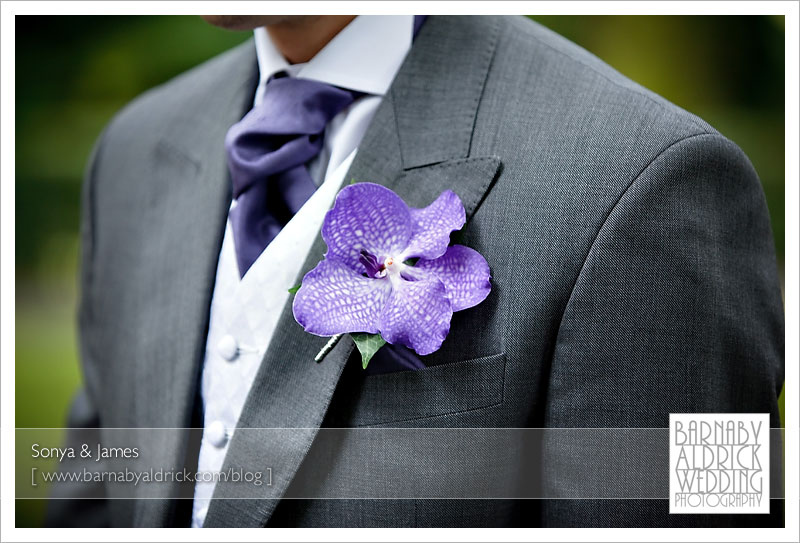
201, 15, 316, 31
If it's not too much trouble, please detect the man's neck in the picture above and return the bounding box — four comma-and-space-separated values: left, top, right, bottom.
265, 15, 356, 64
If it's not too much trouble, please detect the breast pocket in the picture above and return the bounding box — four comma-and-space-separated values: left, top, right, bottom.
341, 352, 506, 427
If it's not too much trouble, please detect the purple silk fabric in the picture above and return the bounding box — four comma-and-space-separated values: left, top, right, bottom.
365, 343, 427, 376
225, 16, 428, 278
226, 77, 363, 276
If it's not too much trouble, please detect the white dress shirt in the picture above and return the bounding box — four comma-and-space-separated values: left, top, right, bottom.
190, 15, 415, 528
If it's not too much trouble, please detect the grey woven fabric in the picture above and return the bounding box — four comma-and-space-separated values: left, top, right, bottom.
46, 15, 784, 528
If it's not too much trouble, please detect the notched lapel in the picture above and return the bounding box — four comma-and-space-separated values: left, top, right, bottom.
393, 156, 502, 220
393, 16, 502, 169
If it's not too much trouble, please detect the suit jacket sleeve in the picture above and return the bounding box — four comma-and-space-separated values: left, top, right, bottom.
540, 133, 784, 527
43, 132, 110, 528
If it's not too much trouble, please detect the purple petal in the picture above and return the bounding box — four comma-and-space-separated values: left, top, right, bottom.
378, 276, 454, 356
322, 183, 413, 272
401, 190, 466, 260
414, 245, 491, 312
293, 258, 392, 336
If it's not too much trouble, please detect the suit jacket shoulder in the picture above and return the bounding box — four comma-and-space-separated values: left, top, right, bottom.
473, 16, 719, 196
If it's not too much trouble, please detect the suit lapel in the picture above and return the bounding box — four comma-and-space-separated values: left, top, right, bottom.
202, 16, 502, 527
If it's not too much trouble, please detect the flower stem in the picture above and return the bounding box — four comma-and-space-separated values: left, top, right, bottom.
314, 334, 343, 362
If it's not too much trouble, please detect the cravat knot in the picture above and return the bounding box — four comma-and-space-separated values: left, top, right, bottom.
225, 75, 363, 277
226, 76, 363, 197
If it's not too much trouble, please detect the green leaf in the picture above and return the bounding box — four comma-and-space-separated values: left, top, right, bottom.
403, 257, 419, 266
349, 178, 358, 185
287, 284, 301, 294
350, 332, 387, 370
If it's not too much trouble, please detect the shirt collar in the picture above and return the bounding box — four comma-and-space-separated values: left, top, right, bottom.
253, 15, 414, 100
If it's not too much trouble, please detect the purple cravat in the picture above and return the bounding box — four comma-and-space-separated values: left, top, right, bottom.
225, 75, 363, 277
226, 16, 428, 278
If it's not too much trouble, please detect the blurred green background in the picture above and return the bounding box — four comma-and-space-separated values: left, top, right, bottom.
15, 15, 785, 527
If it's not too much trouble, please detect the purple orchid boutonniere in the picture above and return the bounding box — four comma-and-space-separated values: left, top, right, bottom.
292, 182, 491, 369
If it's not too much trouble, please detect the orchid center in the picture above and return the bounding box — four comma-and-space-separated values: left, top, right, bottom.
359, 250, 406, 281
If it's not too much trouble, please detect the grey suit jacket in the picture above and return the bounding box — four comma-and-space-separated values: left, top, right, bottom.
46, 15, 784, 528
